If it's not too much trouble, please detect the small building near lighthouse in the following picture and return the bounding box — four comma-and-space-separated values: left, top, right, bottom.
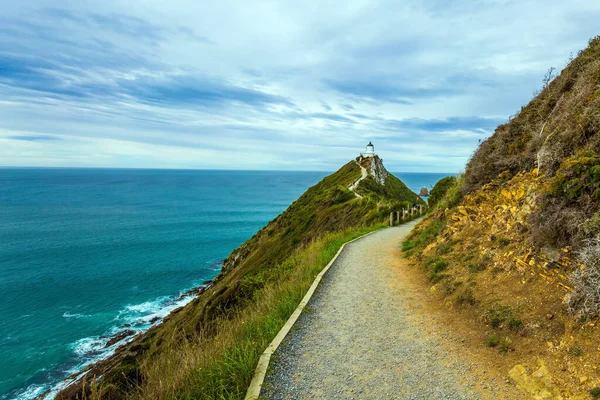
362, 141, 376, 158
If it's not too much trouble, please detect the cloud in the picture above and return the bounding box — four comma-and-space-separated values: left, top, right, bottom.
383, 116, 507, 133
325, 79, 459, 104
8, 135, 61, 141
0, 0, 599, 172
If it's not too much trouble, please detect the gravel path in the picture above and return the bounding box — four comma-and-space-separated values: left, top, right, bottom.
348, 162, 368, 199
261, 221, 483, 400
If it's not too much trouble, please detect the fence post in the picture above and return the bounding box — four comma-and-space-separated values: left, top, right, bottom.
390, 212, 394, 226
396, 211, 400, 224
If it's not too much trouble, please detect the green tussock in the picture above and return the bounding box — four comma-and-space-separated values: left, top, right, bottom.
63, 156, 422, 400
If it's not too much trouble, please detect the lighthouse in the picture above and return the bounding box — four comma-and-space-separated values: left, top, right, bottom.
362, 141, 375, 157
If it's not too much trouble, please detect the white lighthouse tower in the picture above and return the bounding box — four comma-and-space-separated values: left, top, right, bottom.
362, 141, 375, 157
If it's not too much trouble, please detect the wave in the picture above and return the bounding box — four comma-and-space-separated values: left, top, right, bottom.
8, 265, 221, 400
62, 312, 91, 319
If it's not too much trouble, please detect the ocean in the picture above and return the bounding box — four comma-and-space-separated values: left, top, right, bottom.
0, 169, 452, 399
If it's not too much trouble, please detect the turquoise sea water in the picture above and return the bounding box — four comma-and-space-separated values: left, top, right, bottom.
0, 169, 452, 399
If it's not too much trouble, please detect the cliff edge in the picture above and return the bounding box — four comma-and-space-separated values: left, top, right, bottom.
56, 156, 423, 400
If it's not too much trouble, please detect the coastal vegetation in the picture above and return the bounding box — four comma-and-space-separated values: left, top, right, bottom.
427, 176, 457, 209
403, 36, 600, 398
57, 156, 423, 399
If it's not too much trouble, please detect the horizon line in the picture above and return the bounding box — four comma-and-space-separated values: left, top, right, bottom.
0, 165, 460, 174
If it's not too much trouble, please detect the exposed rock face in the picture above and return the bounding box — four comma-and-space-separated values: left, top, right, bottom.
104, 330, 135, 348
509, 362, 563, 400
419, 187, 429, 196
357, 155, 388, 185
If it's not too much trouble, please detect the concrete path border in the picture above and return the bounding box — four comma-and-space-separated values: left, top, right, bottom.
244, 229, 381, 400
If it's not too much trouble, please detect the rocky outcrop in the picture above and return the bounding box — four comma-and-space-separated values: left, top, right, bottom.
356, 155, 388, 185
419, 187, 429, 197
104, 330, 135, 348
509, 362, 563, 400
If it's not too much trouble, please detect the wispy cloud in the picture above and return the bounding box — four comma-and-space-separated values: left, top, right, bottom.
8, 135, 61, 141
0, 0, 599, 172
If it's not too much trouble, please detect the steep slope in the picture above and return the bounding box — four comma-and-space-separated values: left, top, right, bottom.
405, 36, 600, 399
464, 35, 600, 193
56, 156, 422, 400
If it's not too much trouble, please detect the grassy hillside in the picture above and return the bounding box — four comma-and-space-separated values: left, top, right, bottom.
464, 35, 600, 193
404, 36, 600, 399
57, 158, 422, 400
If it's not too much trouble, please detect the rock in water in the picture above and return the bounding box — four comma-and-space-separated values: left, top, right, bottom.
419, 187, 429, 196
105, 330, 135, 348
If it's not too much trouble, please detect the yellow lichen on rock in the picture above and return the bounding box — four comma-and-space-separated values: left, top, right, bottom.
509, 362, 563, 400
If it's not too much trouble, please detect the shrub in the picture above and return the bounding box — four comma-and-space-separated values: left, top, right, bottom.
485, 304, 514, 328
467, 262, 486, 273
590, 387, 600, 399
425, 256, 449, 282
402, 218, 446, 257
428, 176, 458, 209
508, 317, 524, 331
497, 238, 511, 247
578, 211, 600, 240
456, 288, 477, 306
567, 236, 600, 319
487, 335, 499, 347
568, 345, 584, 357
498, 337, 513, 354
530, 198, 588, 248
436, 241, 454, 255
442, 280, 462, 295
530, 151, 600, 249
462, 37, 600, 193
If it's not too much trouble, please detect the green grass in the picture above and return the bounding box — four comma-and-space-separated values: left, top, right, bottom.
568, 345, 584, 358
590, 387, 600, 399
456, 288, 477, 306
424, 256, 449, 282
498, 337, 512, 354
428, 176, 458, 209
486, 335, 499, 347
402, 218, 446, 257
484, 304, 524, 332
135, 224, 387, 400
67, 156, 423, 400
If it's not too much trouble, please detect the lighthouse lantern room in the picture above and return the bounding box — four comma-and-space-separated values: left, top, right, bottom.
362, 141, 375, 157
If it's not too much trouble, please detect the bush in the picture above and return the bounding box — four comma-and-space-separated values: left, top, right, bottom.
530, 198, 588, 248
402, 218, 446, 257
567, 236, 600, 319
497, 238, 511, 247
456, 288, 477, 306
468, 262, 486, 273
487, 335, 499, 347
590, 387, 600, 399
508, 317, 524, 331
498, 337, 513, 354
462, 37, 600, 193
530, 151, 600, 249
568, 345, 583, 357
485, 304, 514, 328
425, 256, 449, 282
428, 176, 458, 209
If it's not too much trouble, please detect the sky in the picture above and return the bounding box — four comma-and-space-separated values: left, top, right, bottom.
1, 1, 599, 172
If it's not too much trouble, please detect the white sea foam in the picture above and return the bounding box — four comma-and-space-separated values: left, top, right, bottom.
71, 336, 108, 357
7, 383, 45, 400
62, 312, 91, 319
29, 286, 206, 400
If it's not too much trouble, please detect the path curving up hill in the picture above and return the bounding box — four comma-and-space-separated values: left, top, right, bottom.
348, 161, 368, 198
261, 221, 485, 400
